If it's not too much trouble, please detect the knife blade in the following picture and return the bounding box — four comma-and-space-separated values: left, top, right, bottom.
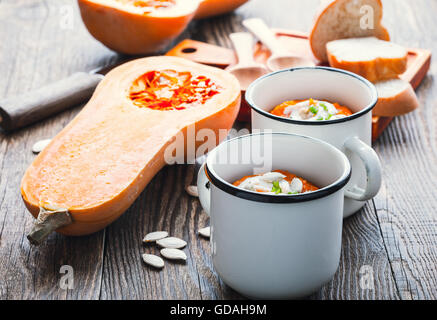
0, 56, 133, 132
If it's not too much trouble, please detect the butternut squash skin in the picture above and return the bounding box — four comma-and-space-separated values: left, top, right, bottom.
195, 0, 249, 19
21, 56, 241, 236
78, 0, 199, 55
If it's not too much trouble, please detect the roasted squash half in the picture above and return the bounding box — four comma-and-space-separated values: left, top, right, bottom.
78, 0, 199, 55
195, 0, 249, 19
22, 56, 240, 243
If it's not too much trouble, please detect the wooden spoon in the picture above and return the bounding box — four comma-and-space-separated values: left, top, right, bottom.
243, 18, 315, 71
226, 32, 269, 90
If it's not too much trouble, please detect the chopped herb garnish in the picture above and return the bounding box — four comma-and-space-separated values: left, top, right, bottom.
320, 103, 328, 111
317, 116, 324, 121
272, 181, 282, 194
309, 106, 318, 114
288, 191, 299, 195
326, 114, 333, 120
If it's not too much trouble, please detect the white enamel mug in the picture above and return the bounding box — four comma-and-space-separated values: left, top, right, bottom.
197, 133, 351, 299
246, 67, 382, 218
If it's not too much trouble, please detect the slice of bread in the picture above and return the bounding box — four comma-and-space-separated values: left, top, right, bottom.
373, 78, 419, 117
309, 0, 390, 62
326, 37, 408, 82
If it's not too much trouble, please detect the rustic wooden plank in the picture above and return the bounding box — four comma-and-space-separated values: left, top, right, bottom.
100, 166, 204, 299
310, 203, 400, 300
371, 0, 437, 300
1, 0, 436, 301
0, 0, 115, 299
372, 85, 437, 299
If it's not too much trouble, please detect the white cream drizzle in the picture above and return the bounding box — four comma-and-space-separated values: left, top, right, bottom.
237, 172, 304, 195
283, 99, 348, 121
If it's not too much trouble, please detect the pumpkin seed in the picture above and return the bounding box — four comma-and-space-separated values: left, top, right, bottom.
160, 248, 187, 261
32, 139, 51, 154
156, 237, 187, 249
198, 226, 211, 238
142, 254, 164, 269
143, 231, 168, 243
185, 185, 199, 197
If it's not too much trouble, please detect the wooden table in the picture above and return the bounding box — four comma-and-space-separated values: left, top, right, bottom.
0, 0, 436, 300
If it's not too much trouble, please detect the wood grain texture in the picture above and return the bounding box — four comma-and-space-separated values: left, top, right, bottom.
0, 0, 114, 300
310, 203, 400, 300
0, 0, 435, 300
371, 0, 437, 300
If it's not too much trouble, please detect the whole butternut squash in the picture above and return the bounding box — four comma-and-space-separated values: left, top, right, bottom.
195, 0, 250, 19
78, 0, 199, 55
21, 56, 240, 244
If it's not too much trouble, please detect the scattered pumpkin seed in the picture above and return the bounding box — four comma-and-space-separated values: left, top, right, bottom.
160, 248, 187, 261
156, 237, 187, 249
32, 139, 51, 154
185, 185, 199, 197
143, 231, 168, 243
142, 254, 164, 269
198, 226, 211, 238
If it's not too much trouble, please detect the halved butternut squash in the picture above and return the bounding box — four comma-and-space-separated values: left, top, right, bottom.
78, 0, 199, 55
195, 0, 249, 19
21, 56, 240, 243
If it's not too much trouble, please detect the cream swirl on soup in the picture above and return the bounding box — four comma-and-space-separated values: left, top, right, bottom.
271, 99, 353, 121
233, 170, 319, 195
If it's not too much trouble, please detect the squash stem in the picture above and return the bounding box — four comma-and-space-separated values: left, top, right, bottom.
27, 207, 72, 245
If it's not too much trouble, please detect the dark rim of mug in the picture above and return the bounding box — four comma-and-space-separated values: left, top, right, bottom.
245, 67, 378, 126
205, 133, 352, 203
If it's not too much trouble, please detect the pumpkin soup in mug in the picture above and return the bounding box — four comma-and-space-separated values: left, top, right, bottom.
246, 67, 382, 218
271, 99, 353, 121
233, 170, 319, 195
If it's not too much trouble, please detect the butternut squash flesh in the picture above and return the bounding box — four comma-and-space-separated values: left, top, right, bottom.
78, 0, 199, 55
21, 56, 240, 237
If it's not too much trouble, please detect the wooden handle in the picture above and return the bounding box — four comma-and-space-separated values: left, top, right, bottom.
243, 18, 287, 56
166, 39, 236, 68
0, 72, 103, 132
229, 32, 256, 66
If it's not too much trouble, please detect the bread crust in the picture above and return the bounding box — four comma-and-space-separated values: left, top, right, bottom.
309, 0, 390, 62
327, 49, 407, 83
373, 80, 419, 117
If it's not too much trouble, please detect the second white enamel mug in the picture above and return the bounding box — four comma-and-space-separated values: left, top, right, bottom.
197, 133, 351, 299
246, 67, 382, 218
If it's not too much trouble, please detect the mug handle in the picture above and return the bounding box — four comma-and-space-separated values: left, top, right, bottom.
344, 136, 382, 201
197, 163, 211, 216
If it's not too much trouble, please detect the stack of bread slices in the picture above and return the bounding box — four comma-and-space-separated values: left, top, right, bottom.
309, 0, 419, 117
